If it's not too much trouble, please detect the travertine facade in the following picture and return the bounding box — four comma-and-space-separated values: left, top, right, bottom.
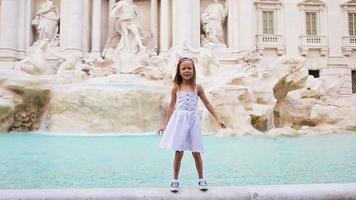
0, 0, 355, 95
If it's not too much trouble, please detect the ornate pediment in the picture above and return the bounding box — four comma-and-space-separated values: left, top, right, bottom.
254, 0, 282, 9
341, 0, 356, 10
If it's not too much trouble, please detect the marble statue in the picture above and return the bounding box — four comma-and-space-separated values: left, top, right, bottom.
14, 40, 49, 75
110, 0, 146, 54
31, 0, 60, 46
201, 0, 228, 47
197, 45, 221, 77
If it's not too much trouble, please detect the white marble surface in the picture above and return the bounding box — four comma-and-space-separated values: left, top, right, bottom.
0, 183, 355, 200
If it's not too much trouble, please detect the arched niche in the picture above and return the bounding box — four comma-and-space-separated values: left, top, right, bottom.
200, 0, 228, 47
31, 0, 61, 46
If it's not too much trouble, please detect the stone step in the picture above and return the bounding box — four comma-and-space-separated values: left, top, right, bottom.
1, 183, 355, 200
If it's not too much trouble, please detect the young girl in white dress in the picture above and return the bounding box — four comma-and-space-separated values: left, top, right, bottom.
157, 57, 226, 192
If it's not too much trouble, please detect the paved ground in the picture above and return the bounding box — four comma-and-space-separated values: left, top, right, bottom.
0, 183, 355, 200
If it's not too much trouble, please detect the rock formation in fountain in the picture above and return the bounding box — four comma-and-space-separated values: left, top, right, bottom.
0, 79, 50, 132
4, 44, 356, 134
272, 59, 356, 135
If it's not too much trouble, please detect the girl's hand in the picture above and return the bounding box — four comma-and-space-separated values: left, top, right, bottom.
218, 121, 226, 128
157, 126, 166, 135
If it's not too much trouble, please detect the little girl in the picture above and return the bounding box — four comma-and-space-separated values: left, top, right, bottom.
157, 57, 226, 192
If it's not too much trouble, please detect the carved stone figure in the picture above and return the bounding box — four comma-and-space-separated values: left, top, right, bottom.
31, 0, 60, 46
110, 0, 146, 54
243, 50, 262, 72
261, 66, 272, 79
201, 0, 228, 47
14, 40, 49, 75
197, 45, 221, 77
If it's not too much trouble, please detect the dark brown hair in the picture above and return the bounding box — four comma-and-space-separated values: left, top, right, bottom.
173, 57, 196, 88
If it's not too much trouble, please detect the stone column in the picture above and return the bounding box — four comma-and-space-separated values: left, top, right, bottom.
0, 0, 19, 60
24, 0, 35, 49
320, 10, 325, 36
82, 0, 91, 52
191, 0, 200, 48
160, 0, 171, 53
343, 9, 349, 37
172, 0, 188, 46
108, 0, 116, 40
284, 1, 300, 56
256, 7, 262, 34
277, 6, 283, 35
327, 1, 342, 57
151, 0, 158, 53
60, 0, 84, 54
91, 0, 102, 56
238, 0, 256, 51
227, 0, 239, 50
301, 10, 306, 35
172, 0, 200, 49
17, 0, 27, 57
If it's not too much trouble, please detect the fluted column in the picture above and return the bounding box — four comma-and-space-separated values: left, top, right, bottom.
0, 0, 19, 60
91, 0, 102, 55
151, 0, 158, 53
160, 0, 171, 53
60, 0, 84, 54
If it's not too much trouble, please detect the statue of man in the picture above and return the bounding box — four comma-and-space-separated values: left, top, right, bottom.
111, 0, 146, 54
32, 0, 60, 44
201, 0, 228, 47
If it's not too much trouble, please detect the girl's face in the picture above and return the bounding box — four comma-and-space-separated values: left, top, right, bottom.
179, 60, 194, 81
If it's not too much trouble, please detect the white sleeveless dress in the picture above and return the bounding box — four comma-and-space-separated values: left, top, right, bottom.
160, 88, 203, 153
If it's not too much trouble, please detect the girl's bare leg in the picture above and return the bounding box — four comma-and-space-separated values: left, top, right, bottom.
173, 151, 184, 179
192, 152, 204, 179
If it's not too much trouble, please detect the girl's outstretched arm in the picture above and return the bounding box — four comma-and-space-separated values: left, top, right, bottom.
157, 85, 178, 134
197, 84, 226, 128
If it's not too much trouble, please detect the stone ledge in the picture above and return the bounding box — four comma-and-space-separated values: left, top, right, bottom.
0, 183, 355, 200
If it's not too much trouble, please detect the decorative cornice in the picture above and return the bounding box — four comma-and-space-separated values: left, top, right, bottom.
254, 0, 282, 9
341, 0, 356, 9
298, 0, 326, 7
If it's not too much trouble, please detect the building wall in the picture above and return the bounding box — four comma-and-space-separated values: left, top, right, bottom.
0, 0, 355, 95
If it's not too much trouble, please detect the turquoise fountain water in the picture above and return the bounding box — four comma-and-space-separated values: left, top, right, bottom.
0, 133, 355, 189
